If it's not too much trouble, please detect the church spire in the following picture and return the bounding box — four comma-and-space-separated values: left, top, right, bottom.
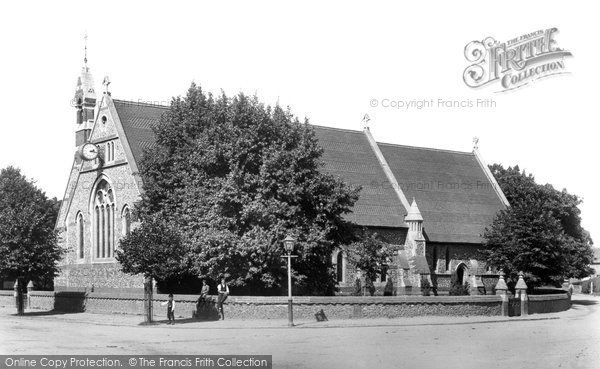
83, 32, 89, 70
74, 33, 96, 147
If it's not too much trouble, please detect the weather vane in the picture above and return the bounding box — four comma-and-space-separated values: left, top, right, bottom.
473, 136, 479, 151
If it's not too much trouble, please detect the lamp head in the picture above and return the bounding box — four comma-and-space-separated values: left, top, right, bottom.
283, 235, 296, 254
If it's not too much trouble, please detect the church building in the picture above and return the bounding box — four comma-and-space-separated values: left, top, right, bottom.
55, 54, 509, 294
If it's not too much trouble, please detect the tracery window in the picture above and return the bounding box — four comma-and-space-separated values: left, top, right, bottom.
93, 180, 115, 259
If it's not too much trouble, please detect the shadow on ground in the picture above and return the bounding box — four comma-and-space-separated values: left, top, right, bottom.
139, 317, 222, 326
13, 310, 83, 317
572, 299, 598, 306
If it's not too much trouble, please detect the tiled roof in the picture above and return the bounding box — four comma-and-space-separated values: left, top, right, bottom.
112, 99, 506, 244
410, 255, 431, 274
378, 143, 506, 244
311, 125, 406, 227
114, 99, 406, 228
113, 100, 168, 166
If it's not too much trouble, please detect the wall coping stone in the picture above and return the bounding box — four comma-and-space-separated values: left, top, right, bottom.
528, 293, 570, 301
35, 291, 503, 304
26, 290, 570, 305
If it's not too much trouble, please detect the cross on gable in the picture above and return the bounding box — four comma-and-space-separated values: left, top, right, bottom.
102, 76, 111, 94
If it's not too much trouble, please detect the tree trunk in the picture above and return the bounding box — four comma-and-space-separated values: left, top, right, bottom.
143, 276, 153, 323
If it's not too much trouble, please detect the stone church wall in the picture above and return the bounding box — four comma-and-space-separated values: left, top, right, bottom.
55, 104, 144, 291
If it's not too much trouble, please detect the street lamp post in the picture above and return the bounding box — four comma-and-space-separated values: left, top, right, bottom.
282, 235, 298, 327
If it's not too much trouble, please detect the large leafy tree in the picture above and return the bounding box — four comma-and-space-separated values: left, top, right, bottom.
118, 84, 360, 295
0, 166, 62, 290
483, 164, 593, 287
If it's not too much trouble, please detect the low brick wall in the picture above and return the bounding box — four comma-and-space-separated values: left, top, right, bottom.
213, 296, 503, 319
27, 291, 504, 319
0, 290, 14, 307
13, 289, 573, 319
528, 293, 571, 314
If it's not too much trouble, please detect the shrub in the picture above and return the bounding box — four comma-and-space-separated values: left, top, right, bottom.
581, 280, 591, 294
421, 277, 431, 296
353, 278, 362, 296
449, 274, 470, 296
383, 278, 394, 296
365, 278, 376, 296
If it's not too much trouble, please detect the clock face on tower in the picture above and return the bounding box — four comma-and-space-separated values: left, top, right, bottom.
80, 143, 99, 161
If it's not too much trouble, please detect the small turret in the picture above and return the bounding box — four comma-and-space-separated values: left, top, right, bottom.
405, 198, 424, 240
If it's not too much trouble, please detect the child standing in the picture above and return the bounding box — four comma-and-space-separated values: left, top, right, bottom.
161, 293, 176, 324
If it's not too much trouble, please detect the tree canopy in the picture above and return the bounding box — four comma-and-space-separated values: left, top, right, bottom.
0, 166, 62, 289
483, 164, 594, 287
117, 84, 360, 295
347, 230, 393, 286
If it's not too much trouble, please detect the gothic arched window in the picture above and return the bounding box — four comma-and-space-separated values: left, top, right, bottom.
122, 205, 131, 236
334, 250, 346, 283
77, 213, 84, 259
93, 180, 115, 259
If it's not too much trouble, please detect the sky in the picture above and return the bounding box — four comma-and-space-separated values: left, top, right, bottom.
0, 1, 598, 244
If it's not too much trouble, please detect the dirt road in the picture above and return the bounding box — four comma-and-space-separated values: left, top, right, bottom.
1, 295, 598, 369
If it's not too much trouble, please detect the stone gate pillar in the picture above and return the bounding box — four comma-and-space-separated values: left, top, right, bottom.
495, 271, 509, 317
515, 272, 528, 316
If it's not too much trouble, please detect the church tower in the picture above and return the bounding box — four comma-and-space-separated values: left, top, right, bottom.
74, 35, 96, 147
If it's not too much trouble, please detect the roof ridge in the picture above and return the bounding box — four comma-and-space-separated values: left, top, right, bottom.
309, 124, 363, 134
311, 125, 473, 155
113, 99, 170, 109
377, 141, 473, 155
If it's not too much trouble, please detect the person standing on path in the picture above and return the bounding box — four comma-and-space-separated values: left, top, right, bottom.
217, 278, 229, 320
161, 294, 176, 324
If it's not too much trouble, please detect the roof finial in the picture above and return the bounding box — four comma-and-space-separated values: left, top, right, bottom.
472, 136, 479, 151
83, 32, 89, 70
362, 114, 371, 130
102, 76, 111, 95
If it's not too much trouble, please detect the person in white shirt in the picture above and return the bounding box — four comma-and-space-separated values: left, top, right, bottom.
161, 293, 175, 324
217, 278, 229, 320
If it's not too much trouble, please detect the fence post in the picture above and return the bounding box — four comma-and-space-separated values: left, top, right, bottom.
495, 270, 508, 316
515, 272, 528, 316
27, 281, 34, 309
